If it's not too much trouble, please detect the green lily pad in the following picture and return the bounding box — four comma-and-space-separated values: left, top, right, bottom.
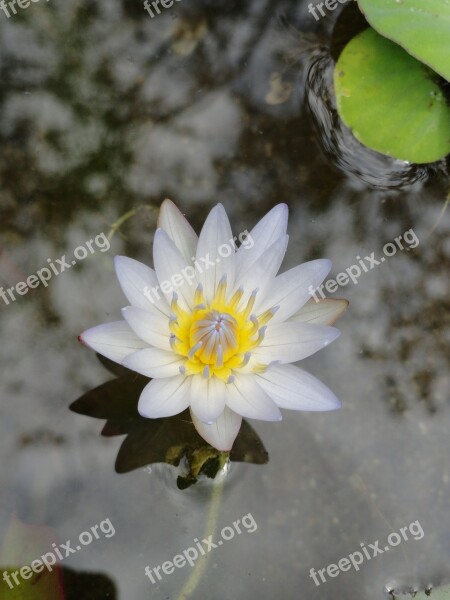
334, 28, 450, 163
357, 0, 450, 81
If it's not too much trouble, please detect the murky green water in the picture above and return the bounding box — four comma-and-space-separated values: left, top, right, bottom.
1, 1, 449, 599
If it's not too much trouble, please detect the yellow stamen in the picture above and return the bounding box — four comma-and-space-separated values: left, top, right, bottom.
216, 344, 224, 368
213, 274, 227, 304
247, 315, 259, 337
170, 279, 273, 381
239, 352, 251, 368
188, 341, 203, 359
194, 283, 205, 306
242, 288, 258, 320
258, 305, 280, 326
229, 286, 244, 310
171, 293, 184, 317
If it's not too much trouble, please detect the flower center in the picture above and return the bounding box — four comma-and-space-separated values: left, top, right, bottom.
189, 310, 239, 366
168, 275, 279, 382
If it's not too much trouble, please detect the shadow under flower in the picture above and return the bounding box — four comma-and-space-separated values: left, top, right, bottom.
70, 355, 268, 489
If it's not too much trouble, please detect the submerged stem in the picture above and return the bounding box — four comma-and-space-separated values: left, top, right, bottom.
425, 188, 450, 240
107, 205, 157, 241
176, 477, 225, 600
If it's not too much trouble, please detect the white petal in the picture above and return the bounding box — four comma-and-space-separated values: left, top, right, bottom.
157, 199, 198, 263
114, 256, 170, 316
234, 235, 289, 308
153, 229, 197, 310
122, 347, 185, 378
195, 204, 236, 303
256, 364, 341, 411
235, 204, 288, 279
257, 259, 332, 324
225, 374, 282, 421
190, 406, 242, 451
79, 321, 148, 364
252, 322, 340, 364
290, 298, 349, 325
189, 375, 227, 424
138, 376, 190, 418
121, 306, 171, 350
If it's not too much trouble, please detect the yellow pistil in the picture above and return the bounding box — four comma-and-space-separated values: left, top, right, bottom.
168, 277, 277, 382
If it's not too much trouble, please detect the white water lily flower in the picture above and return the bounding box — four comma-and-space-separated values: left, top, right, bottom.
79, 200, 347, 451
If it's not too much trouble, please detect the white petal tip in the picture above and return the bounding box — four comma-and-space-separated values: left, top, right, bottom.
190, 408, 242, 451
321, 327, 341, 347
319, 398, 342, 412
113, 254, 135, 269
137, 404, 151, 419
330, 327, 341, 341
121, 357, 131, 368
160, 198, 174, 210
274, 203, 289, 216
